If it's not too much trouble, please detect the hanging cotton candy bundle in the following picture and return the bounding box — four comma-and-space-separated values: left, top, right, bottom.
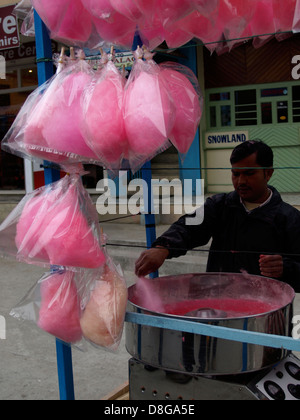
159, 62, 203, 156
16, 51, 98, 165
32, 0, 92, 44
0, 174, 106, 269
10, 270, 83, 344
38, 271, 83, 343
40, 52, 98, 162
123, 48, 175, 172
82, 53, 127, 170
80, 259, 128, 350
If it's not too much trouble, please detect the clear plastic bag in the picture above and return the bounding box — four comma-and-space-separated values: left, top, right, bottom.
81, 52, 128, 172
11, 270, 83, 344
79, 257, 128, 351
0, 174, 106, 269
123, 47, 174, 173
32, 0, 93, 45
11, 258, 128, 351
2, 51, 101, 166
159, 62, 203, 158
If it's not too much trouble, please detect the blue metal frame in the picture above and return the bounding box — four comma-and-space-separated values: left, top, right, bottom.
177, 42, 202, 197
34, 11, 75, 401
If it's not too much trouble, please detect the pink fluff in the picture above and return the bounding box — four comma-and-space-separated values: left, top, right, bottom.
81, 0, 115, 20
38, 271, 82, 343
84, 63, 127, 166
32, 0, 92, 43
92, 12, 136, 47
124, 67, 174, 160
158, 0, 194, 27
42, 72, 97, 160
16, 193, 50, 262
159, 68, 202, 155
80, 264, 128, 349
16, 183, 106, 268
36, 185, 106, 268
273, 0, 297, 32
181, 11, 223, 52
110, 0, 142, 21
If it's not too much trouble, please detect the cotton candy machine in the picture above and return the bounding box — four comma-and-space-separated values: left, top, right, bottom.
125, 273, 300, 400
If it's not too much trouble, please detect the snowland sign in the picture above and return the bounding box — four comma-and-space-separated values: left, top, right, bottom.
0, 6, 20, 51
205, 131, 249, 148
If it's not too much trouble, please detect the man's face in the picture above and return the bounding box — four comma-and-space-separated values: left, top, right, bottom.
231, 152, 274, 203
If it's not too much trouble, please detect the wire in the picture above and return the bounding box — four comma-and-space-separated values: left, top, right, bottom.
105, 241, 300, 258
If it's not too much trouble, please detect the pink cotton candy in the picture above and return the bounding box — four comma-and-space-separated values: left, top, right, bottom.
164, 23, 193, 49
81, 0, 115, 19
159, 0, 194, 27
80, 263, 128, 350
42, 71, 97, 160
37, 185, 105, 268
181, 11, 223, 53
248, 0, 275, 46
110, 0, 142, 21
32, 0, 92, 43
92, 12, 136, 48
273, 0, 297, 32
38, 271, 82, 343
16, 193, 49, 262
83, 62, 127, 168
16, 177, 106, 268
159, 67, 202, 155
124, 60, 174, 166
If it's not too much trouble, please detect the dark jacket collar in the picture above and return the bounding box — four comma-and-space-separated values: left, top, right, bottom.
225, 185, 283, 210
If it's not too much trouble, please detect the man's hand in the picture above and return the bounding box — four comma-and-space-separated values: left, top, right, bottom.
135, 247, 169, 277
259, 255, 283, 279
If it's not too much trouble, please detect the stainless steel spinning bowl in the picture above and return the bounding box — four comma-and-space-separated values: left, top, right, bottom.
125, 273, 295, 375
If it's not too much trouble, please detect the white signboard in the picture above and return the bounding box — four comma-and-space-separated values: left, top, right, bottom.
205, 131, 249, 149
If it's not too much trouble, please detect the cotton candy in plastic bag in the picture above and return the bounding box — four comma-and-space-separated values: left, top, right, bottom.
159, 62, 203, 157
123, 47, 174, 172
79, 257, 128, 351
31, 0, 93, 45
2, 51, 99, 166
11, 270, 83, 344
0, 174, 106, 269
82, 52, 127, 171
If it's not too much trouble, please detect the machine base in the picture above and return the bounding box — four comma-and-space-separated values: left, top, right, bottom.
129, 354, 300, 401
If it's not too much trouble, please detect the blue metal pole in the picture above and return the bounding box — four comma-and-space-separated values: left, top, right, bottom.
34, 11, 75, 401
177, 42, 202, 197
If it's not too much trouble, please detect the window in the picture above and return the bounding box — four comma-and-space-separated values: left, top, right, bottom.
277, 101, 288, 123
261, 102, 272, 124
292, 86, 300, 123
210, 106, 216, 127
221, 105, 231, 126
235, 89, 257, 126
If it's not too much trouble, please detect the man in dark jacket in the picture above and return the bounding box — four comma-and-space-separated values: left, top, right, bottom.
135, 140, 300, 292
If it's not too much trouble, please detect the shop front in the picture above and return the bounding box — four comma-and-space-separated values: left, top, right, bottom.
202, 35, 300, 194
